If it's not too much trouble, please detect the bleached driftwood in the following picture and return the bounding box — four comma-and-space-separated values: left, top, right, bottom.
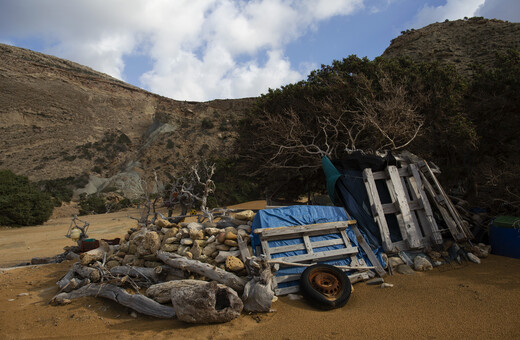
267, 260, 375, 270
50, 283, 176, 319
80, 240, 110, 266
73, 262, 101, 282
242, 256, 275, 313
157, 251, 246, 293
146, 279, 203, 303
110, 266, 164, 283
61, 278, 90, 293
56, 269, 75, 290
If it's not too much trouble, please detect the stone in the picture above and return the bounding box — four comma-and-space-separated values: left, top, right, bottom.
181, 238, 193, 246
224, 226, 238, 234
181, 228, 190, 238
202, 221, 217, 229
237, 225, 252, 233
177, 245, 189, 255
225, 256, 245, 272
164, 237, 176, 244
122, 255, 136, 266
163, 228, 179, 240
161, 244, 179, 252
467, 252, 481, 264
185, 252, 193, 259
124, 233, 130, 241
366, 278, 384, 285
217, 232, 227, 244
190, 243, 202, 260
204, 227, 221, 236
216, 220, 237, 228
388, 256, 404, 269
203, 242, 218, 257
143, 254, 158, 261
134, 258, 145, 267
194, 240, 206, 247
170, 281, 243, 323
235, 210, 255, 221
426, 250, 442, 261
128, 243, 137, 255
224, 240, 238, 247
380, 283, 394, 288
155, 218, 172, 228
414, 256, 433, 271
225, 231, 237, 240
396, 264, 415, 275
136, 244, 150, 257
144, 232, 161, 253
215, 250, 241, 263
190, 229, 204, 240
206, 235, 216, 243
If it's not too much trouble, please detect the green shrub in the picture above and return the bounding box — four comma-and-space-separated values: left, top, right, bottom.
78, 193, 107, 215
0, 170, 54, 226
166, 139, 175, 149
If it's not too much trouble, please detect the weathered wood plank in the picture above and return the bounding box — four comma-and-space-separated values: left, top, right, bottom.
275, 247, 358, 264
302, 235, 314, 254
363, 168, 393, 252
269, 238, 345, 254
386, 166, 422, 249
350, 224, 386, 277
408, 164, 443, 245
254, 221, 355, 239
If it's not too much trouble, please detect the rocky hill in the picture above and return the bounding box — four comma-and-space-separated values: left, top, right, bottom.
0, 43, 255, 197
382, 17, 520, 76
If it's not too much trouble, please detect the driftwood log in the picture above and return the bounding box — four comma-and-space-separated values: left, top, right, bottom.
80, 240, 110, 266
73, 262, 101, 282
56, 269, 75, 290
157, 251, 247, 293
50, 283, 176, 318
146, 279, 204, 303
110, 266, 164, 283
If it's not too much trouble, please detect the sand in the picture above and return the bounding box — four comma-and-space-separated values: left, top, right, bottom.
1, 202, 519, 339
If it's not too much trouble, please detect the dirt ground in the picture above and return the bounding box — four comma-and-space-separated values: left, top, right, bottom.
1, 202, 519, 339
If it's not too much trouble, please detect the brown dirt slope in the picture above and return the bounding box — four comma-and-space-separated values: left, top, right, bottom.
382, 17, 520, 76
0, 43, 255, 184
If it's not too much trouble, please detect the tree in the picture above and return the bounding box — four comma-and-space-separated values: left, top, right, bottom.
0, 170, 54, 226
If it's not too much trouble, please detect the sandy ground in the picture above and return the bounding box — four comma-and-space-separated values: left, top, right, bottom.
1, 201, 519, 339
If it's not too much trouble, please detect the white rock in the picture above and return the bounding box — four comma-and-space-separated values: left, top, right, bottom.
467, 252, 481, 264
414, 256, 433, 271
380, 283, 394, 288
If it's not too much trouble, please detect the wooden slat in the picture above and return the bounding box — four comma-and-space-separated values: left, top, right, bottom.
254, 221, 353, 239
363, 168, 393, 252
408, 164, 443, 245
372, 167, 409, 180
400, 175, 424, 239
302, 235, 314, 254
269, 238, 345, 255
275, 247, 358, 264
386, 166, 422, 249
381, 200, 421, 214
350, 224, 386, 277
261, 239, 272, 259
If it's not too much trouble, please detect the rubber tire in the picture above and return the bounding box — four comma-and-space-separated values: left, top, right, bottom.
299, 264, 352, 310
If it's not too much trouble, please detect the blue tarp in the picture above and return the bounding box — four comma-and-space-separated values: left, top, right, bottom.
251, 205, 386, 289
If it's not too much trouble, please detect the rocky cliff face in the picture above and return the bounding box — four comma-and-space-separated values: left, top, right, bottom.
0, 43, 254, 193
382, 18, 520, 76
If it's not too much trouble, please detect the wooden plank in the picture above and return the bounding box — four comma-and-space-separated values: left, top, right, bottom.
381, 200, 422, 214
254, 221, 353, 238
372, 167, 409, 180
350, 224, 386, 277
260, 239, 272, 259
408, 164, 443, 245
269, 238, 345, 255
302, 235, 314, 254
386, 166, 422, 249
275, 285, 299, 295
275, 247, 358, 264
363, 168, 393, 252
400, 175, 424, 239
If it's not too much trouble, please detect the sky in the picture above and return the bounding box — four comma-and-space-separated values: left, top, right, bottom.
0, 0, 518, 101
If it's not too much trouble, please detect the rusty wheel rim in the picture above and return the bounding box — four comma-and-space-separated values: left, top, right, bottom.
308, 269, 343, 300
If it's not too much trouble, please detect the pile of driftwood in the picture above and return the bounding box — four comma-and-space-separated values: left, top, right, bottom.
51, 210, 276, 323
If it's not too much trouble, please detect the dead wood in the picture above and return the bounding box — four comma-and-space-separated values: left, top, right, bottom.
110, 266, 164, 283
56, 269, 75, 290
73, 262, 101, 282
61, 278, 90, 293
157, 251, 247, 293
80, 240, 110, 266
50, 283, 176, 319
146, 279, 202, 304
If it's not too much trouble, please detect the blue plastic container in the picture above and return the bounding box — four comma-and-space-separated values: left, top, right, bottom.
490, 223, 520, 259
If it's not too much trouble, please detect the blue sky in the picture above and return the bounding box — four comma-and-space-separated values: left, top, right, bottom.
0, 0, 518, 101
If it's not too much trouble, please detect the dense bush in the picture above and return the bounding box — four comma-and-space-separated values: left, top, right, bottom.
0, 170, 54, 226
78, 193, 107, 215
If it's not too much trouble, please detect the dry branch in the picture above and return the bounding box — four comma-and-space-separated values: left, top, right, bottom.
157, 251, 246, 293
50, 283, 176, 318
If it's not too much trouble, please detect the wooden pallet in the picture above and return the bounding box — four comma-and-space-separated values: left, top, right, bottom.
363, 165, 443, 253
417, 161, 473, 241
254, 221, 375, 295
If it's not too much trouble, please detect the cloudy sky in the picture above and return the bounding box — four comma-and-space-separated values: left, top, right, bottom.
0, 0, 518, 101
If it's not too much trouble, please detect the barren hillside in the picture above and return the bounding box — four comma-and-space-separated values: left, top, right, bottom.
0, 43, 254, 193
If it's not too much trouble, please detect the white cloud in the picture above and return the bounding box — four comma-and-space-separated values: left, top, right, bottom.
0, 0, 364, 100
476, 0, 520, 22
412, 0, 486, 29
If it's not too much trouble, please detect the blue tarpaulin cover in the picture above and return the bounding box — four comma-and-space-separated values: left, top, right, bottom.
251, 205, 386, 289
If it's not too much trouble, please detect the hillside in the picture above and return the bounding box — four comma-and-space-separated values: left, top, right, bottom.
0, 43, 255, 196
382, 17, 520, 76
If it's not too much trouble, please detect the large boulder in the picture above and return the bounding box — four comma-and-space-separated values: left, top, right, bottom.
170, 281, 243, 323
